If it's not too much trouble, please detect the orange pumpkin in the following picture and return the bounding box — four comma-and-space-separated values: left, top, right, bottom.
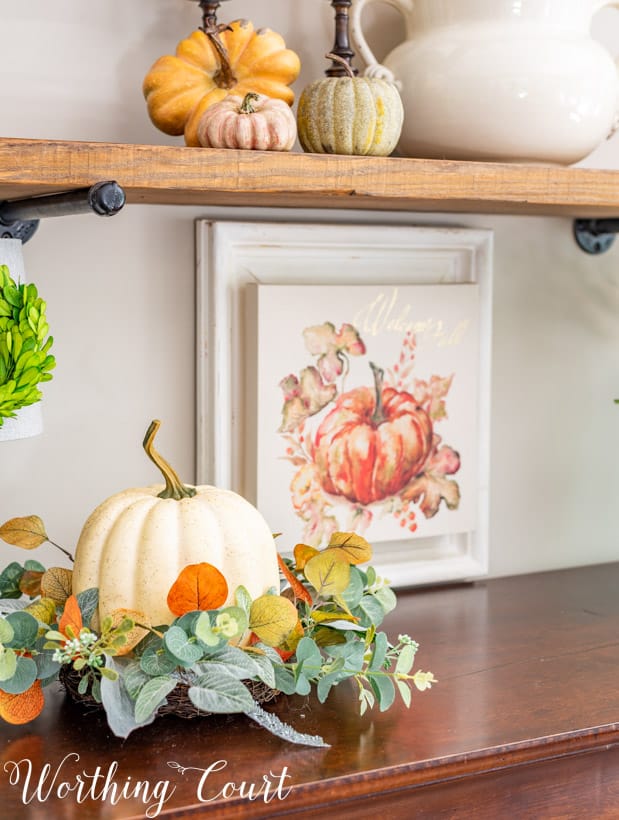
314, 363, 433, 506
143, 19, 301, 146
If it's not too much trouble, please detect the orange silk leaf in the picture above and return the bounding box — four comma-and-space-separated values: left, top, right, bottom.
167, 562, 229, 617
277, 553, 312, 605
58, 595, 83, 638
0, 681, 45, 725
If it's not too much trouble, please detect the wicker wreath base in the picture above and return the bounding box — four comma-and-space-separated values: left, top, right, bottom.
59, 666, 279, 720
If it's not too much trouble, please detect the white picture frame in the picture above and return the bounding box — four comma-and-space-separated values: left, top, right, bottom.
196, 221, 493, 587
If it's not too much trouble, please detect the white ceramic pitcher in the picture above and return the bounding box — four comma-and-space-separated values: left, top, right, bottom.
351, 0, 619, 163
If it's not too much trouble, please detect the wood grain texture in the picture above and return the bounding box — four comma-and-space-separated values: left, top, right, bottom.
1, 138, 619, 216
1, 562, 619, 818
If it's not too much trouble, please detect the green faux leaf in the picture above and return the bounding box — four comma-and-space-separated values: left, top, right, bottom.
354, 595, 387, 629
139, 646, 177, 677
78, 674, 90, 695
0, 647, 17, 680
134, 676, 177, 723
5, 610, 39, 649
23, 559, 45, 573
374, 586, 397, 615
163, 626, 203, 667
316, 665, 347, 704
193, 612, 223, 648
273, 666, 296, 695
33, 637, 60, 680
396, 678, 412, 708
0, 655, 37, 694
294, 673, 311, 696
189, 667, 255, 714
369, 631, 388, 672
395, 642, 417, 676
295, 636, 322, 680
234, 585, 252, 620
194, 645, 258, 682
215, 606, 248, 640
0, 616, 14, 644
75, 588, 99, 628
0, 562, 25, 598
338, 567, 365, 610
175, 611, 200, 635
122, 660, 151, 699
100, 657, 159, 739
369, 674, 396, 712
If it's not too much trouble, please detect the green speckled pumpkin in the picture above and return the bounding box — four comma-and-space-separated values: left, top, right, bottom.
297, 55, 403, 157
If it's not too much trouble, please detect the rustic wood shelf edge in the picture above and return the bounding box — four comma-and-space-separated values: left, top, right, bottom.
2, 137, 619, 216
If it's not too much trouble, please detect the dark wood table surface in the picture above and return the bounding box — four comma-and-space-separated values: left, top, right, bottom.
2, 561, 619, 819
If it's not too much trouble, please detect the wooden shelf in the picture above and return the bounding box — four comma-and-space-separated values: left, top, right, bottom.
1, 137, 619, 216
4, 562, 619, 818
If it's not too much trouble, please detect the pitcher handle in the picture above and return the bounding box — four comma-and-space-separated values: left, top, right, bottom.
350, 0, 413, 89
594, 0, 619, 137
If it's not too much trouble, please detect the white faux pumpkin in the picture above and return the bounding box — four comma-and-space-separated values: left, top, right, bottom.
72, 420, 279, 627
196, 92, 297, 151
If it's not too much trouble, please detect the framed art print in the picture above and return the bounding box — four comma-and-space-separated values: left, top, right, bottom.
196, 221, 493, 587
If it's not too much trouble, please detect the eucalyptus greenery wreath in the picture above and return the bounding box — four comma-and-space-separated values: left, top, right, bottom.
0, 264, 55, 426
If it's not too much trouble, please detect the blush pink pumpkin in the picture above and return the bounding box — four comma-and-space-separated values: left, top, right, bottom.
196, 92, 297, 151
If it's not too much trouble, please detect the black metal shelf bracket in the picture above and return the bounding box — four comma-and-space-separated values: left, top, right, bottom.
573, 218, 619, 255
0, 180, 126, 244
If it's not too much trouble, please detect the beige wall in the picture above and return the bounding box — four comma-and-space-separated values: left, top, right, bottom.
0, 0, 618, 578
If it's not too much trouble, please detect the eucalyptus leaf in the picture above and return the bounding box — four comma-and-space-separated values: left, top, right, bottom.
338, 567, 365, 609
24, 559, 45, 573
193, 612, 222, 648
0, 655, 37, 694
294, 673, 311, 696
140, 646, 177, 677
0, 616, 14, 644
234, 585, 252, 619
374, 586, 397, 615
354, 595, 386, 628
134, 676, 177, 724
395, 642, 417, 676
273, 666, 296, 695
369, 632, 389, 672
75, 588, 99, 628
33, 637, 60, 680
5, 610, 39, 649
0, 647, 17, 681
0, 563, 24, 598
163, 626, 203, 667
369, 674, 396, 711
396, 678, 412, 708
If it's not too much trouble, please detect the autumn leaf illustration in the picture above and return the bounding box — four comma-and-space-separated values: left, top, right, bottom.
303, 322, 366, 383
279, 367, 337, 432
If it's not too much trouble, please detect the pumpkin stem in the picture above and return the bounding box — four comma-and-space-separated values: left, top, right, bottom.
325, 52, 356, 80
240, 92, 260, 114
202, 21, 237, 89
143, 420, 197, 500
369, 362, 386, 426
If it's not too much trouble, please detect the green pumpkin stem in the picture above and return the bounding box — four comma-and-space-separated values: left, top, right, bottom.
240, 92, 260, 114
325, 52, 355, 80
143, 420, 197, 500
370, 362, 386, 426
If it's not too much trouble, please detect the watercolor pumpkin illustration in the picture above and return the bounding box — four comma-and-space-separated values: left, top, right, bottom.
278, 322, 461, 545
